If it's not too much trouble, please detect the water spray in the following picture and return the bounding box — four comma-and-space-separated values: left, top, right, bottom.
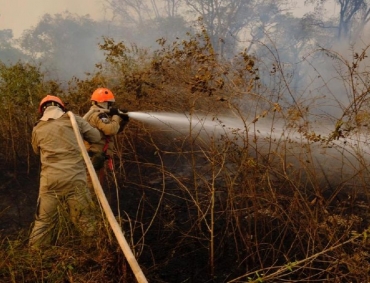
84, 109, 240, 136
85, 108, 370, 154
124, 110, 370, 189
83, 108, 370, 215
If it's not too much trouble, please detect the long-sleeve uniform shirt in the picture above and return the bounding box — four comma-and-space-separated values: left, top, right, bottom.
84, 104, 126, 157
32, 111, 101, 190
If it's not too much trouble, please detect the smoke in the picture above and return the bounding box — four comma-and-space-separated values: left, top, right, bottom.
248, 18, 370, 127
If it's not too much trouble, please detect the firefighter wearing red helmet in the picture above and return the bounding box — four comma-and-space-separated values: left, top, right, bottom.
84, 88, 129, 191
29, 95, 100, 248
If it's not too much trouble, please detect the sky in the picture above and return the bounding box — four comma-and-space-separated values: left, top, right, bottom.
0, 0, 112, 38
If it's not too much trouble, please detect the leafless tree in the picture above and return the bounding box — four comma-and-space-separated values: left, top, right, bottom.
185, 0, 290, 57
105, 0, 182, 25
305, 0, 370, 41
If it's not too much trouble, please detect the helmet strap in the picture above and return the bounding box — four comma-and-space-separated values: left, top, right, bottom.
96, 102, 108, 109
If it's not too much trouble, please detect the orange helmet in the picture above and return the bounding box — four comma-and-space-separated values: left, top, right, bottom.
38, 95, 65, 113
91, 88, 115, 103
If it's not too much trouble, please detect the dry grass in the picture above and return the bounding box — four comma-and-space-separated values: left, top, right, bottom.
2, 31, 370, 282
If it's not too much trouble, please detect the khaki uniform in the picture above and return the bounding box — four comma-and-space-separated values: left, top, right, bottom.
84, 105, 128, 191
29, 108, 101, 248
84, 105, 123, 156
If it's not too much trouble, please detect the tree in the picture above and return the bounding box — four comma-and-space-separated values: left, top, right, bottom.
105, 0, 183, 25
104, 0, 191, 49
305, 0, 370, 41
18, 12, 110, 82
104, 0, 293, 57
338, 0, 365, 39
184, 0, 291, 57
0, 29, 28, 64
0, 62, 61, 172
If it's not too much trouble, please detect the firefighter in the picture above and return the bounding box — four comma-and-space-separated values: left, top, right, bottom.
29, 95, 101, 248
84, 87, 129, 192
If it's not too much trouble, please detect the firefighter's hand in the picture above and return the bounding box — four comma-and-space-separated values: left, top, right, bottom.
91, 152, 106, 170
119, 109, 129, 121
108, 107, 119, 116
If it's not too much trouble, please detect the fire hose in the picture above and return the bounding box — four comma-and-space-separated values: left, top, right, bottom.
67, 111, 148, 283
83, 108, 127, 120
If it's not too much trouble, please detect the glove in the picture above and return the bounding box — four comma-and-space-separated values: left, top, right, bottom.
91, 152, 106, 170
108, 107, 119, 116
120, 113, 129, 122
119, 109, 129, 121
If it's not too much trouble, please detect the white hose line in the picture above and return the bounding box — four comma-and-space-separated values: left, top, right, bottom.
68, 111, 148, 283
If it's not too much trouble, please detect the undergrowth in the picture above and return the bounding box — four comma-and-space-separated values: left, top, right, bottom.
2, 29, 370, 282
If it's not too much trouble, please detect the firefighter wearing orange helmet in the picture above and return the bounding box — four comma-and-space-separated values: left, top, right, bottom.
84, 88, 129, 191
29, 95, 101, 248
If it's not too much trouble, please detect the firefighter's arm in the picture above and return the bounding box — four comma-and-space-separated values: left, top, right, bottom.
31, 130, 40, 155
94, 113, 121, 136
76, 115, 101, 143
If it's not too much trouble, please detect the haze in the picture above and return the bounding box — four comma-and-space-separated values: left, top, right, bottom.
0, 0, 110, 37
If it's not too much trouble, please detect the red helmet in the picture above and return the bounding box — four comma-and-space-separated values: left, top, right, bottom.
91, 88, 115, 103
38, 95, 65, 113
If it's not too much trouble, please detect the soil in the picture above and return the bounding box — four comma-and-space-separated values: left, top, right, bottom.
0, 166, 39, 238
